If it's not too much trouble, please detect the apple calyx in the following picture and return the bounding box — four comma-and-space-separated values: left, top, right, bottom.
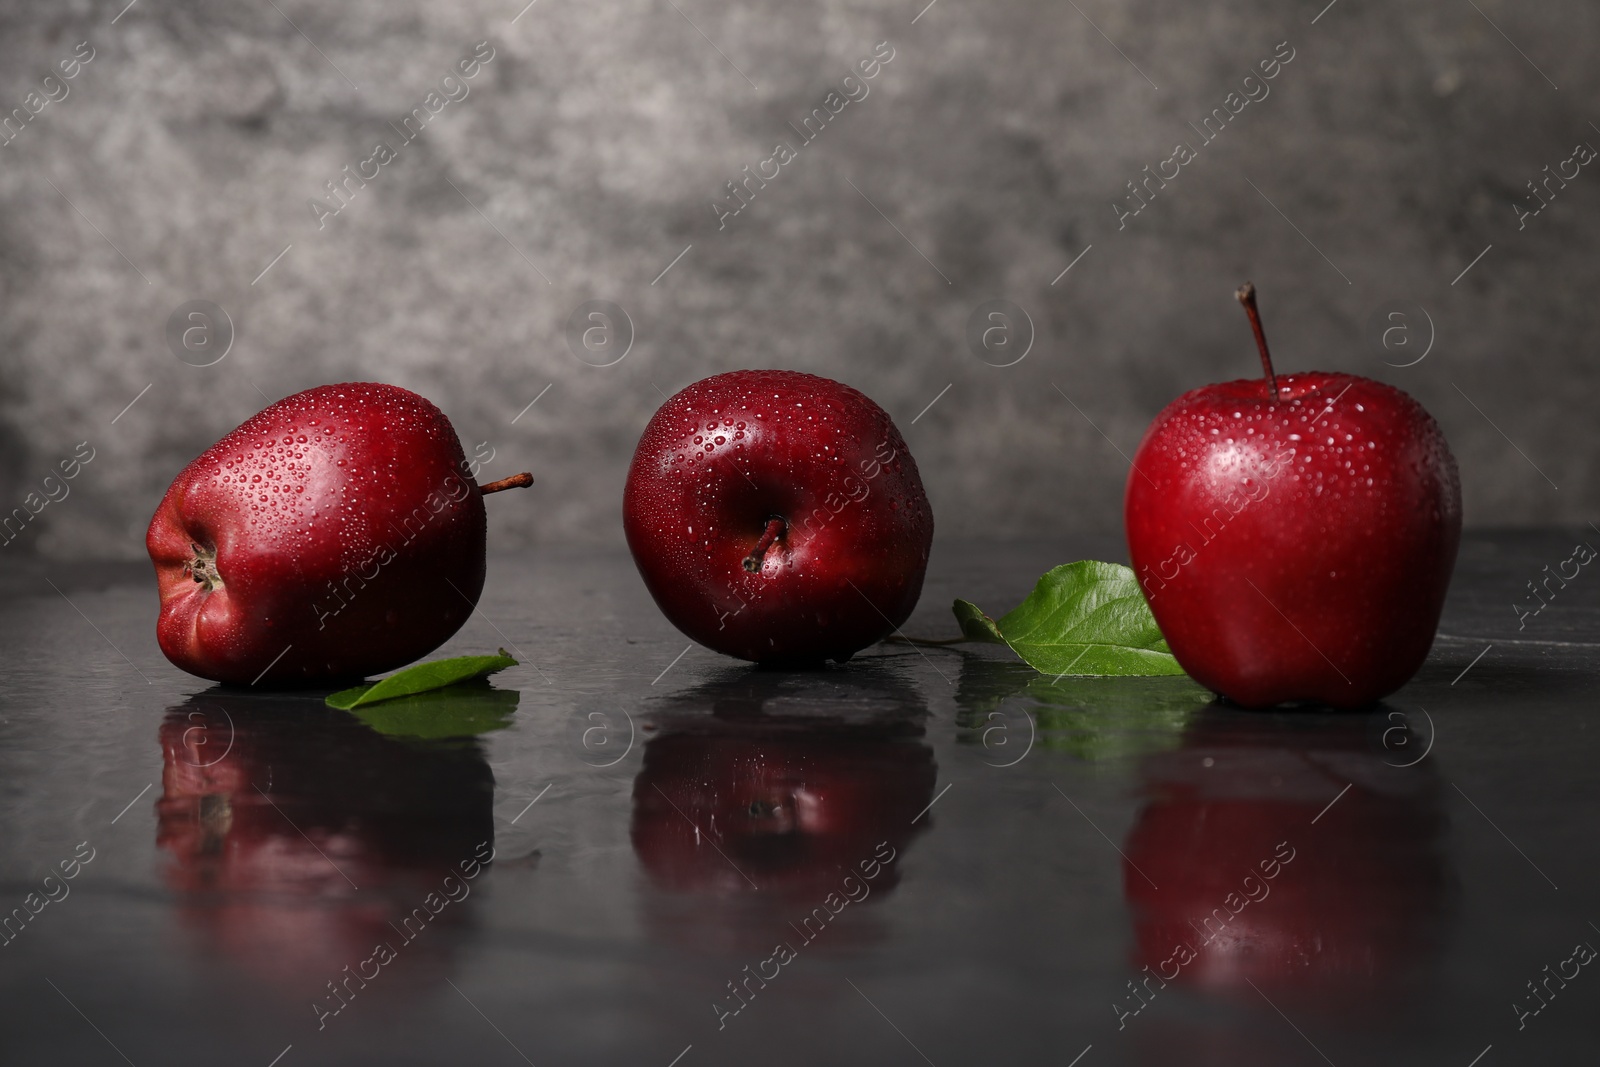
742, 517, 787, 574
478, 472, 534, 495
1235, 281, 1280, 401
186, 542, 224, 592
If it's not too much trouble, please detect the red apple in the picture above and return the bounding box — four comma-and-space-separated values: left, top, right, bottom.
147, 383, 531, 685
1125, 285, 1461, 708
623, 370, 933, 664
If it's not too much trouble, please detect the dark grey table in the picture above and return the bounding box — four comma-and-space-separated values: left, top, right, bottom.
2, 530, 1597, 1065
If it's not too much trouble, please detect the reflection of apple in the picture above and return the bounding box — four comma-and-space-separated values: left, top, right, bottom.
1121, 711, 1448, 1019
633, 728, 935, 897
630, 669, 937, 954
156, 691, 495, 992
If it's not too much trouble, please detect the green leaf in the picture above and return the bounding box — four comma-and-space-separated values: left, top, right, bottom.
351, 681, 519, 739
326, 649, 518, 710
994, 561, 1185, 677
952, 599, 1006, 643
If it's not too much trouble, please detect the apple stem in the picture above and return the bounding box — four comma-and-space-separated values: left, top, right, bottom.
742, 517, 786, 574
1235, 282, 1280, 401
479, 472, 534, 495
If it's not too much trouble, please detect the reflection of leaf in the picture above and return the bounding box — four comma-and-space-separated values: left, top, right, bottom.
995, 562, 1184, 676
953, 657, 1039, 730
349, 681, 519, 739
954, 653, 1209, 762
953, 599, 1005, 643
1022, 674, 1210, 761
327, 650, 517, 710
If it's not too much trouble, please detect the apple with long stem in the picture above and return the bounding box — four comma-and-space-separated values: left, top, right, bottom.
624, 370, 933, 665
148, 382, 532, 685
1124, 284, 1461, 708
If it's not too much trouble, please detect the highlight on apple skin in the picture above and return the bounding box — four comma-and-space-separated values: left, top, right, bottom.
1124, 285, 1462, 709
623, 370, 934, 665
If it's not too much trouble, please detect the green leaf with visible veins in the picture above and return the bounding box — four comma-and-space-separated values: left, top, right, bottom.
953, 599, 1006, 643
992, 561, 1185, 677
326, 649, 519, 710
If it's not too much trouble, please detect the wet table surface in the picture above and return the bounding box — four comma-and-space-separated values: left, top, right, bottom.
2, 529, 1598, 1066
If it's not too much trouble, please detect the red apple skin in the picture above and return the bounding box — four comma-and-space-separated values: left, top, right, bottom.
623, 370, 933, 664
147, 383, 486, 685
1126, 373, 1461, 708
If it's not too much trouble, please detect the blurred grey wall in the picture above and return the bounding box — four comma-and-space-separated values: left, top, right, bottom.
1, 0, 1595, 559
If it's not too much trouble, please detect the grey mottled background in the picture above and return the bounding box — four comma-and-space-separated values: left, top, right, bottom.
0, 0, 1594, 560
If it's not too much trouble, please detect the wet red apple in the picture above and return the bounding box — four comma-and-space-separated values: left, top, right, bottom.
1126, 285, 1461, 708
147, 382, 531, 685
623, 370, 933, 665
